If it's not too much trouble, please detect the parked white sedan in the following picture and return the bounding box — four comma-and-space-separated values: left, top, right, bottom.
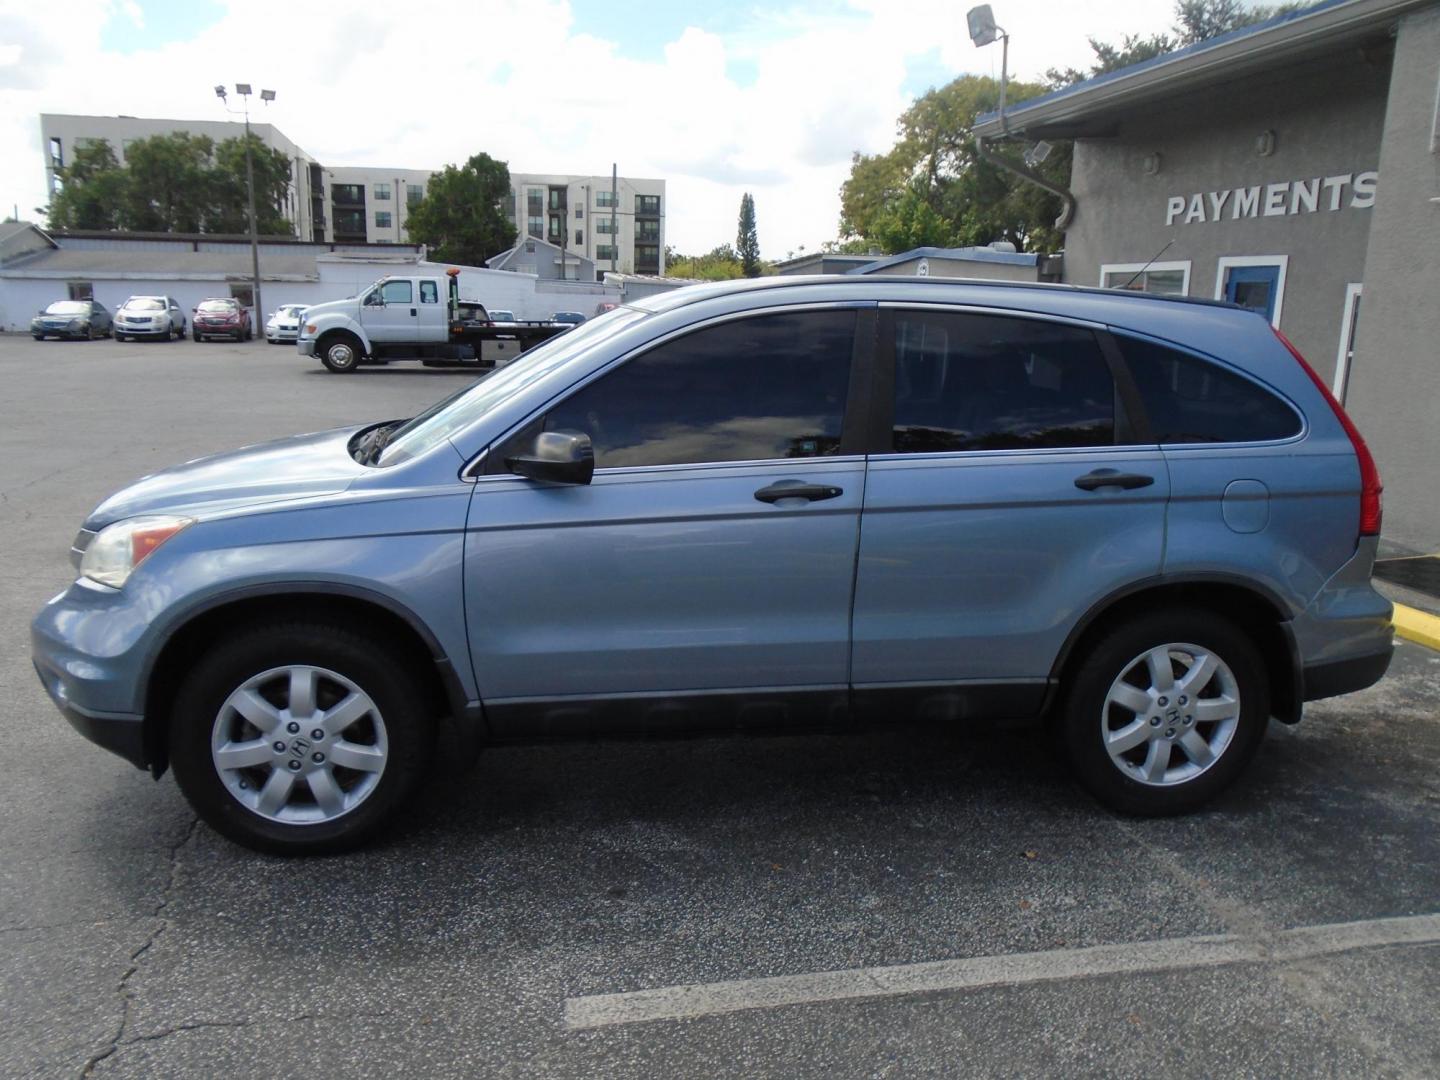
115, 296, 186, 341
265, 304, 307, 344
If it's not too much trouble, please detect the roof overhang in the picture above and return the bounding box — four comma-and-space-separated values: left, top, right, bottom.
973, 0, 1424, 140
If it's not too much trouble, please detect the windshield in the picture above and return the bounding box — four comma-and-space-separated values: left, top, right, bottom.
198, 300, 237, 313
123, 298, 166, 311
276, 305, 305, 317
45, 301, 89, 315
376, 306, 649, 467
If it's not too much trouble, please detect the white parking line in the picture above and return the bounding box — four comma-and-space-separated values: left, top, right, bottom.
563, 912, 1440, 1030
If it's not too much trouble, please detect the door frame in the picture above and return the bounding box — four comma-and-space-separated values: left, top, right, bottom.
1333, 282, 1362, 404
1214, 255, 1289, 327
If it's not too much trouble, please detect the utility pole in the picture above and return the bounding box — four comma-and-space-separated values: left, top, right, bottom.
216, 84, 275, 326
610, 163, 618, 276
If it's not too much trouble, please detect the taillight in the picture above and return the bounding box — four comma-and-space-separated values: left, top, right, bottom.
1274, 328, 1382, 536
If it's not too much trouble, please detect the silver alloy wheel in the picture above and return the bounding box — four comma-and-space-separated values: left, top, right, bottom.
1101, 642, 1240, 787
210, 664, 388, 824
326, 341, 355, 368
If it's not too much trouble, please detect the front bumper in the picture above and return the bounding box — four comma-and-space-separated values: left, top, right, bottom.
267, 328, 299, 341
32, 598, 150, 770
298, 338, 317, 357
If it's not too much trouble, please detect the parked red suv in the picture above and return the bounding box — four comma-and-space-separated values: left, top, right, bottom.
192, 298, 253, 342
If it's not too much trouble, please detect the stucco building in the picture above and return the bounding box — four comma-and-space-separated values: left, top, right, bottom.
974, 0, 1440, 550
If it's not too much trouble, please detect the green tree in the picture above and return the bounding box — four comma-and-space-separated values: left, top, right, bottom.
208, 134, 295, 235
120, 133, 216, 232
666, 244, 747, 281
838, 74, 1068, 254
736, 193, 760, 277
405, 152, 516, 267
47, 139, 128, 230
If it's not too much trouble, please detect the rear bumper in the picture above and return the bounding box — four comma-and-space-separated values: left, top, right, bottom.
1302, 646, 1393, 702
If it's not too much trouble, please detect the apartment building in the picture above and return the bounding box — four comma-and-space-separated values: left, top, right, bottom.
507, 172, 666, 278
40, 113, 323, 240
323, 166, 434, 244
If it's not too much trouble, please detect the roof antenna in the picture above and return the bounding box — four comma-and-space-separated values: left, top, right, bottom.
1120, 239, 1175, 290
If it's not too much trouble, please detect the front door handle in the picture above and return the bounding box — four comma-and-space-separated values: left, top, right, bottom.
410, 307, 418, 316
1074, 469, 1155, 492
754, 481, 844, 504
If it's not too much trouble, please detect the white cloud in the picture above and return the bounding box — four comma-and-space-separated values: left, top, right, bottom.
0, 0, 1176, 256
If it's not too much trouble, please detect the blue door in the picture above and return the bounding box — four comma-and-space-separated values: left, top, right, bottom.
850, 308, 1169, 716
463, 308, 868, 734
1223, 264, 1282, 323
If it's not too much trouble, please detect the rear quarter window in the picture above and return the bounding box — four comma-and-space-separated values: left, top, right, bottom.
1116, 335, 1301, 444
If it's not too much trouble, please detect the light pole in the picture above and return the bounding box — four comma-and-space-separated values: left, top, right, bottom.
215, 83, 275, 328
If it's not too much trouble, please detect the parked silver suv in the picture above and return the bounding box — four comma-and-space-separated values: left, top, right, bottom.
32, 277, 1393, 853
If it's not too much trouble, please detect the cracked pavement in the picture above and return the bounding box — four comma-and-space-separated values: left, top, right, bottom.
2, 334, 1439, 1078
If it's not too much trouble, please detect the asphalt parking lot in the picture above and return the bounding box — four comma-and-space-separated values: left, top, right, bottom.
2, 332, 1438, 1078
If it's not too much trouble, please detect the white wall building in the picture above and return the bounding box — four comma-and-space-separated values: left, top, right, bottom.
0, 226, 622, 331
508, 172, 666, 279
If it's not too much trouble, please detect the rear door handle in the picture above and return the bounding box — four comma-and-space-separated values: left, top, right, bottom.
1074, 469, 1155, 491
754, 481, 844, 504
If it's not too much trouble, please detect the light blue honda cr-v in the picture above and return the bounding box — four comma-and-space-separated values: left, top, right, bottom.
32, 277, 1393, 853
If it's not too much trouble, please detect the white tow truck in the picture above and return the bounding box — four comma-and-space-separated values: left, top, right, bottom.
297, 269, 569, 373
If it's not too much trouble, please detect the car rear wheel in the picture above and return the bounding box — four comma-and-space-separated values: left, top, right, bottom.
1062, 610, 1268, 816
32, 334, 43, 341
169, 622, 434, 854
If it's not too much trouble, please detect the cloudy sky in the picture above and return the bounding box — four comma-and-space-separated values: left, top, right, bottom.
0, 0, 1179, 257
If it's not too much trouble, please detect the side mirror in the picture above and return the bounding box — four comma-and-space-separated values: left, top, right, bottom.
364, 292, 383, 307
505, 430, 595, 486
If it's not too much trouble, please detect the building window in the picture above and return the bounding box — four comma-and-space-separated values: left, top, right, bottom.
333, 184, 365, 205
596, 190, 616, 208
334, 209, 366, 235
230, 284, 255, 309
527, 189, 544, 216
374, 182, 392, 200
636, 194, 661, 215
575, 206, 583, 220
527, 215, 544, 239
67, 281, 93, 301
548, 187, 567, 210
49, 137, 64, 169
596, 244, 618, 260
549, 214, 564, 242
406, 184, 424, 207
1099, 261, 1191, 297
637, 220, 660, 241
375, 210, 393, 229
573, 230, 583, 245
596, 218, 616, 234
525, 241, 536, 253
636, 243, 660, 268
1214, 256, 1288, 328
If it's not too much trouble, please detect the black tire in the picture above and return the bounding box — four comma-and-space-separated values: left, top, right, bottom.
169, 621, 435, 855
85, 324, 96, 340
32, 334, 44, 341
193, 331, 202, 342
319, 334, 362, 373
1061, 609, 1269, 817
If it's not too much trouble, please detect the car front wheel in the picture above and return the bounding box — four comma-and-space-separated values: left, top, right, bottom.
320, 336, 361, 372
1062, 610, 1268, 816
169, 622, 434, 854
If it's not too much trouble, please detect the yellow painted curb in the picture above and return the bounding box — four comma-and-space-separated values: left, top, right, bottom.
1393, 603, 1440, 652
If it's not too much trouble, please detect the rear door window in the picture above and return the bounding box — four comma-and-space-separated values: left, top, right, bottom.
1116, 335, 1301, 444
889, 310, 1121, 452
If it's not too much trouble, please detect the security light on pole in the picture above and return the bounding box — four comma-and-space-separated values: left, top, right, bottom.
967, 4, 1010, 132
216, 83, 277, 330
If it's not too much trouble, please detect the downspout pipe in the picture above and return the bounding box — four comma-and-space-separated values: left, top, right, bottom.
975, 135, 1077, 230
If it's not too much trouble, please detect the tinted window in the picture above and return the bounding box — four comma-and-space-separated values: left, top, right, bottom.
380, 280, 413, 304
1118, 335, 1301, 444
125, 299, 165, 311
198, 300, 236, 313
890, 311, 1118, 453
540, 311, 855, 468
419, 281, 439, 304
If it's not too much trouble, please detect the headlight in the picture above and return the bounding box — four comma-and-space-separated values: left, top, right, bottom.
80, 515, 194, 589
69, 318, 84, 329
